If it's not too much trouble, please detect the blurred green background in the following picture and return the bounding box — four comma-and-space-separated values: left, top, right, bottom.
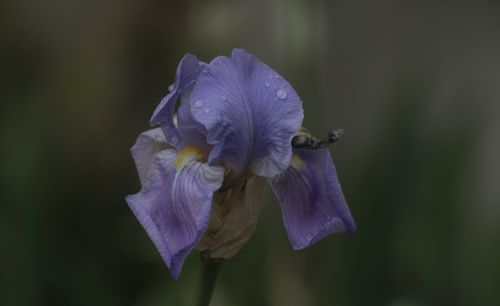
1, 0, 500, 305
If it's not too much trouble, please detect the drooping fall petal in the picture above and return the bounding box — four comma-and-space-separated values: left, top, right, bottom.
130, 128, 169, 184
126, 148, 224, 278
269, 148, 356, 250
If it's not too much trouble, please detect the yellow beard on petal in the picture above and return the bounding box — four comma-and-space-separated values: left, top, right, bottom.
290, 154, 305, 169
175, 146, 205, 171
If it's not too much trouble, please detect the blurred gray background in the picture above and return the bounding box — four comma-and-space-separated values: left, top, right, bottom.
1, 0, 500, 305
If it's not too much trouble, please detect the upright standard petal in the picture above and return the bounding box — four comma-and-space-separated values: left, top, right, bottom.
269, 148, 356, 250
190, 49, 303, 179
150, 54, 206, 149
176, 100, 211, 154
130, 128, 169, 185
126, 148, 224, 278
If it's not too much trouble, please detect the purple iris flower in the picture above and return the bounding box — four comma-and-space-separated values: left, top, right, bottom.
126, 49, 356, 279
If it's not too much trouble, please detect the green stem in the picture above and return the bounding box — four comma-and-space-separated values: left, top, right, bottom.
195, 259, 222, 306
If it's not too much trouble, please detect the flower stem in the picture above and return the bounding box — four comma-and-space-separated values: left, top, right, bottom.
195, 257, 222, 306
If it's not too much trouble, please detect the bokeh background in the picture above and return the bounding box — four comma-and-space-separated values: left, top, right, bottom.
1, 0, 500, 305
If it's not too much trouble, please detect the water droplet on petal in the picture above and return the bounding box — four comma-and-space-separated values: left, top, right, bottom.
168, 84, 174, 91
194, 99, 204, 108
276, 89, 287, 99
264, 82, 270, 88
221, 95, 227, 101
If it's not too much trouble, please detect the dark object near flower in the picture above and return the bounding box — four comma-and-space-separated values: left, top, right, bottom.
126, 49, 356, 279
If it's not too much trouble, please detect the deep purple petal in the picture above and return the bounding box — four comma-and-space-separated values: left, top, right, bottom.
126, 149, 224, 278
150, 54, 206, 149
190, 49, 304, 179
269, 148, 356, 250
130, 128, 169, 185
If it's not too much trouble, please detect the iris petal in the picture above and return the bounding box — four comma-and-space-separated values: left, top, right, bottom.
176, 99, 211, 154
269, 148, 356, 250
130, 128, 169, 185
190, 49, 303, 179
150, 54, 206, 149
126, 149, 224, 278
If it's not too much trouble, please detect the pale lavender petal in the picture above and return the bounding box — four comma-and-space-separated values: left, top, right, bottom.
130, 128, 169, 185
176, 100, 211, 154
190, 49, 303, 179
126, 149, 224, 278
269, 148, 356, 250
150, 54, 205, 149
